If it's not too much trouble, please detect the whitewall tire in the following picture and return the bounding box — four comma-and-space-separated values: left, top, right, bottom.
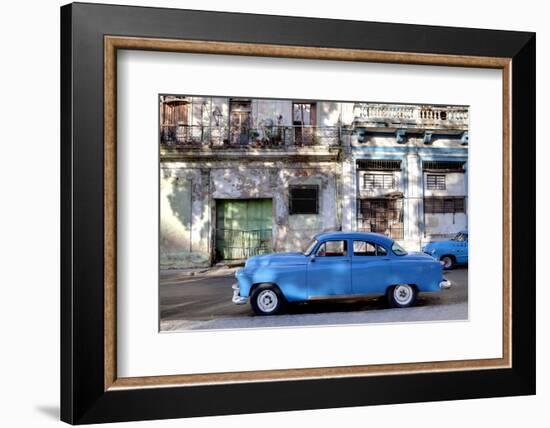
388, 284, 417, 308
250, 284, 284, 315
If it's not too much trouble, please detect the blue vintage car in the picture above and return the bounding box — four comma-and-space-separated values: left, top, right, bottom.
232, 231, 451, 315
422, 230, 468, 270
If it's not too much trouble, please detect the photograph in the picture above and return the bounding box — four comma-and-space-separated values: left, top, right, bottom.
159, 95, 469, 331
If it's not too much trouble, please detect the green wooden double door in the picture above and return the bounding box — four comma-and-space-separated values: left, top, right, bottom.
215, 199, 273, 260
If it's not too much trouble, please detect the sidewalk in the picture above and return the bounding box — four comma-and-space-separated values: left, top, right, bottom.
160, 265, 240, 280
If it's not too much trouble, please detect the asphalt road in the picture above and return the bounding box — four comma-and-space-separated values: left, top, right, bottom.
160, 267, 468, 331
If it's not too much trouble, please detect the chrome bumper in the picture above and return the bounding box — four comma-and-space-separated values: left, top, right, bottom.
232, 283, 247, 305
439, 279, 452, 290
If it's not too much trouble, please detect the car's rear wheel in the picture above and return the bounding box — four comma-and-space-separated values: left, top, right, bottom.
250, 284, 284, 315
441, 255, 454, 270
388, 284, 417, 308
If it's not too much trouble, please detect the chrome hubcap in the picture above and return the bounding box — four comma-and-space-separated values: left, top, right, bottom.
393, 285, 413, 305
442, 257, 452, 268
257, 289, 278, 313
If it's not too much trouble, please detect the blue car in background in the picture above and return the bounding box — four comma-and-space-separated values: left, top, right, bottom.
422, 230, 468, 270
232, 231, 451, 315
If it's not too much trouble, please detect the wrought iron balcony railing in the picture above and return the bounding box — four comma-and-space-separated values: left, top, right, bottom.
160, 124, 342, 148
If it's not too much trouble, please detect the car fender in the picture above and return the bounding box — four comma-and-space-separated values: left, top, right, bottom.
237, 265, 308, 301
392, 258, 442, 292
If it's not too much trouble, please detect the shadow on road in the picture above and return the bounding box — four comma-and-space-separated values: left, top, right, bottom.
160, 266, 467, 328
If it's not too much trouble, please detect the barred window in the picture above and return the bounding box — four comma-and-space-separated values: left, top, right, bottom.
422, 161, 465, 172
289, 186, 318, 215
424, 197, 466, 214
356, 159, 402, 171
363, 174, 394, 190
426, 174, 446, 190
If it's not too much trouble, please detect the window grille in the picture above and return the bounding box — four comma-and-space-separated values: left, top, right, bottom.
424, 196, 466, 214
422, 161, 465, 171
356, 159, 402, 171
363, 174, 395, 190
357, 198, 404, 240
426, 174, 446, 190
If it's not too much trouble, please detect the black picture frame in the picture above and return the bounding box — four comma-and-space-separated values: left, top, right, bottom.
61, 2, 535, 424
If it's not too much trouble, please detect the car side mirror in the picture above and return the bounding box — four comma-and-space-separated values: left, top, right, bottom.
310, 255, 316, 262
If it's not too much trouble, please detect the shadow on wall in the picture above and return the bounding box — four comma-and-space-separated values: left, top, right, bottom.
166, 177, 191, 231
160, 170, 210, 268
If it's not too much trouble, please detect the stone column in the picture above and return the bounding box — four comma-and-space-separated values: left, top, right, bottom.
341, 136, 354, 231
192, 168, 210, 257
270, 169, 284, 252
406, 152, 422, 250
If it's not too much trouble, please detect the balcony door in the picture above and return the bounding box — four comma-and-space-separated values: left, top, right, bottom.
229, 99, 251, 145
293, 102, 316, 145
160, 97, 189, 144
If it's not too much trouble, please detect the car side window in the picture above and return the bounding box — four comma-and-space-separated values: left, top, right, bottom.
315, 240, 347, 257
377, 245, 388, 256
353, 241, 387, 256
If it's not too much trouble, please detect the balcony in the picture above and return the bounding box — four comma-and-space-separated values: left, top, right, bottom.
160, 124, 342, 148
353, 103, 469, 131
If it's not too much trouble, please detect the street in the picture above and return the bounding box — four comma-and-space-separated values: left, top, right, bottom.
160, 267, 468, 331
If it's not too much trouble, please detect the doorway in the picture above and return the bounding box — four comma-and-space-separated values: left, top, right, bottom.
229, 99, 251, 145
215, 199, 273, 260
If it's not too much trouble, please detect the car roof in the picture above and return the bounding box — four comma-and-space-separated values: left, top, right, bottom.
313, 231, 394, 246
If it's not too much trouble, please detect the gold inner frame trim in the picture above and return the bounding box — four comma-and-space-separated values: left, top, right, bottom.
104, 35, 512, 391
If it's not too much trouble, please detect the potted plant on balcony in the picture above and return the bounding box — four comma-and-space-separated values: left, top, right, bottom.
248, 129, 260, 147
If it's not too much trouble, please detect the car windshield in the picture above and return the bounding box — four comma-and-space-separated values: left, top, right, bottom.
391, 241, 408, 256
303, 239, 318, 256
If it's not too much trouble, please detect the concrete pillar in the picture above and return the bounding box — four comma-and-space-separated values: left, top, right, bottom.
406, 152, 422, 250
271, 169, 285, 253
198, 169, 211, 256
341, 141, 354, 231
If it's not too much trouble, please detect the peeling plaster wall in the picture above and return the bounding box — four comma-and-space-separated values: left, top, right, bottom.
357, 136, 466, 150
160, 165, 211, 268
423, 171, 468, 237
318, 102, 342, 126
210, 163, 340, 254
160, 159, 340, 268
211, 97, 229, 127
279, 167, 339, 252
424, 213, 467, 237
340, 102, 356, 126
252, 99, 292, 126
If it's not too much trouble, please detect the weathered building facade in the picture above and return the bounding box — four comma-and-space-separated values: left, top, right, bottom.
160, 96, 468, 269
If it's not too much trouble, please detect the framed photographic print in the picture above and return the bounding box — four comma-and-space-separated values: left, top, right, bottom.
60, 2, 536, 424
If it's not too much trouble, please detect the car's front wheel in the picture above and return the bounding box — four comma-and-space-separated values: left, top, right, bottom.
388, 284, 417, 308
250, 284, 284, 315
